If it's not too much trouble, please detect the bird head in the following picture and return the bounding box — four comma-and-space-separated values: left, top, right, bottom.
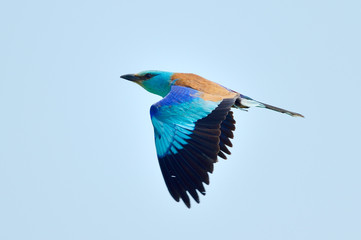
121, 70, 173, 97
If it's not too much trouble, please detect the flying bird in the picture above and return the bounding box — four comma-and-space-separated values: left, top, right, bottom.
120, 70, 303, 208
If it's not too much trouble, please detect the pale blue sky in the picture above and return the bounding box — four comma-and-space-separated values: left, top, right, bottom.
1, 0, 360, 239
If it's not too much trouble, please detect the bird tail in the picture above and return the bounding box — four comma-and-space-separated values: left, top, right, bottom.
235, 94, 304, 118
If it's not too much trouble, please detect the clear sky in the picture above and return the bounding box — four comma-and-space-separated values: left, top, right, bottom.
1, 0, 360, 239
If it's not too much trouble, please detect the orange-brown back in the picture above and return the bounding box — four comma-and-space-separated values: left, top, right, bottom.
171, 73, 238, 101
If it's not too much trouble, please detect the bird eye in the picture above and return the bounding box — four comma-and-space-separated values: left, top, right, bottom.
144, 73, 153, 79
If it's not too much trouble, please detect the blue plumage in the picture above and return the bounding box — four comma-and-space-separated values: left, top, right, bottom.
139, 71, 173, 97
120, 70, 303, 208
151, 86, 220, 157
149, 85, 235, 207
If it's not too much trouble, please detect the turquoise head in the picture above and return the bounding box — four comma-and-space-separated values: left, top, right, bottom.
121, 70, 174, 97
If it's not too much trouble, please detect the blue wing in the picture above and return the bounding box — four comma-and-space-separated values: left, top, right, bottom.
150, 85, 236, 208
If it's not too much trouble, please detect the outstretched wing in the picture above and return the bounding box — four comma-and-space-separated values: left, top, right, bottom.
150, 85, 237, 208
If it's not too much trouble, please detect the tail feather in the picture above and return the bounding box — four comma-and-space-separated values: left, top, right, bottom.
259, 102, 304, 118
235, 95, 304, 118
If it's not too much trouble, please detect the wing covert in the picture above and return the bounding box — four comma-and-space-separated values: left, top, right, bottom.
150, 85, 236, 208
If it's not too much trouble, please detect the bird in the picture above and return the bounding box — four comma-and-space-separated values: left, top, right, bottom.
120, 70, 303, 208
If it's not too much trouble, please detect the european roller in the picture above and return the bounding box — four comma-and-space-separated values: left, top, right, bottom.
121, 70, 303, 208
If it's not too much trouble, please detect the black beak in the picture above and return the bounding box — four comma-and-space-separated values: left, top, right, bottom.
120, 74, 140, 82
